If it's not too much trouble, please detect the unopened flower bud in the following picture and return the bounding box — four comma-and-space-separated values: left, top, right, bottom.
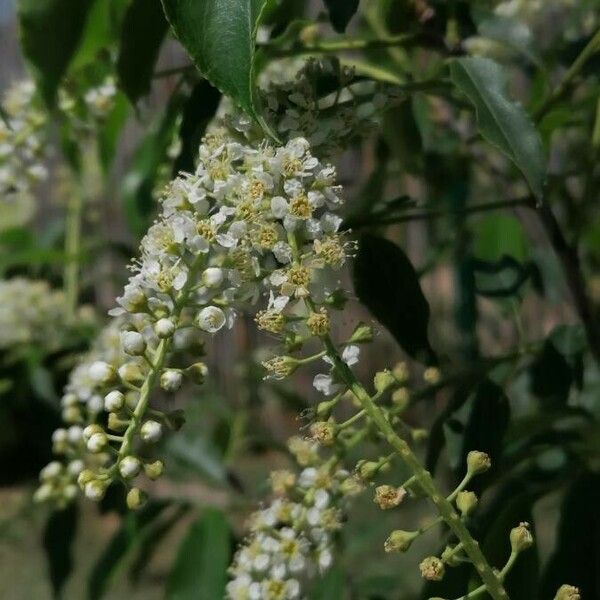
441, 545, 462, 567
88, 361, 115, 385
374, 485, 406, 510
467, 450, 491, 476
184, 362, 208, 385
34, 484, 54, 503
348, 322, 373, 343
108, 412, 129, 432
160, 369, 183, 392
423, 366, 441, 384
121, 331, 146, 356
118, 362, 145, 386
83, 424, 103, 440
392, 387, 410, 411
202, 267, 224, 288
119, 456, 141, 479
374, 370, 395, 393
84, 480, 106, 501
420, 556, 445, 581
339, 475, 364, 496
141, 420, 162, 443
554, 585, 581, 600
357, 460, 380, 480
412, 428, 428, 442
196, 306, 226, 333
62, 406, 83, 424
309, 420, 336, 445
155, 317, 176, 338
126, 487, 147, 510
144, 460, 164, 480
40, 461, 62, 482
87, 432, 108, 453
77, 469, 95, 488
392, 361, 409, 381
104, 390, 125, 412
456, 490, 478, 516
510, 522, 533, 553
384, 529, 418, 553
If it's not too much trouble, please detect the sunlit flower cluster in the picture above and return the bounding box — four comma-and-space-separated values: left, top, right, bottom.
226, 438, 360, 600
0, 278, 93, 354
0, 80, 48, 230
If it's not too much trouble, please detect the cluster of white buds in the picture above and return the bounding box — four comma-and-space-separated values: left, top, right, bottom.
0, 278, 94, 353
0, 80, 48, 230
83, 76, 117, 120
226, 438, 361, 600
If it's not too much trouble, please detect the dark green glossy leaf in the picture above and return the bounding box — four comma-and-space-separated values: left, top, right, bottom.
173, 79, 221, 175
17, 0, 95, 106
541, 473, 600, 598
530, 341, 574, 406
353, 234, 435, 363
117, 0, 168, 102
161, 0, 271, 120
43, 504, 79, 599
450, 57, 545, 198
166, 508, 232, 600
323, 0, 359, 33
88, 500, 170, 600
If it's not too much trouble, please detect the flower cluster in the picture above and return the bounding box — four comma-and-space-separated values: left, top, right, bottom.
227, 437, 360, 600
37, 100, 350, 506
0, 81, 48, 230
0, 278, 94, 354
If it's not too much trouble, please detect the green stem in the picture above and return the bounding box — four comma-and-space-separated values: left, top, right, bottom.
261, 32, 448, 59
342, 197, 532, 230
534, 27, 600, 121
64, 183, 83, 321
321, 336, 508, 600
110, 255, 205, 470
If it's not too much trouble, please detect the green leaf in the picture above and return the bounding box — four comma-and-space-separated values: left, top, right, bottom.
353, 234, 435, 363
117, 0, 168, 102
541, 473, 600, 598
450, 57, 545, 198
166, 508, 232, 600
323, 0, 359, 33
311, 566, 347, 599
121, 88, 187, 236
473, 214, 528, 262
88, 500, 170, 600
17, 0, 95, 107
43, 504, 79, 599
173, 80, 221, 175
98, 91, 130, 173
160, 0, 271, 120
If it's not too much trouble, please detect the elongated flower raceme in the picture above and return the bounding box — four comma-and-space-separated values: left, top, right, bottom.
0, 278, 94, 354
0, 81, 48, 230
36, 121, 349, 507
227, 437, 362, 600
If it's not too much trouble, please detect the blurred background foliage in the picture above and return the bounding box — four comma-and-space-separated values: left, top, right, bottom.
0, 0, 599, 598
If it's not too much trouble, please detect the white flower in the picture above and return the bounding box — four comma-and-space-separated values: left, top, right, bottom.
313, 373, 341, 396
196, 306, 226, 333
